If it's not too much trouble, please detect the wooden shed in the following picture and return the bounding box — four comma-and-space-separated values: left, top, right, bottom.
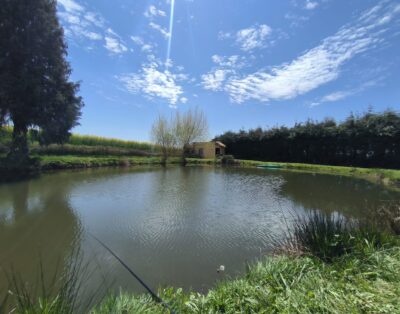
192, 141, 226, 159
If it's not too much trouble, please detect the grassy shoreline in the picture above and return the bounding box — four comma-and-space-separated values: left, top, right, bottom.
11, 155, 398, 191
7, 218, 400, 313
238, 159, 400, 191
93, 246, 400, 313
2, 154, 400, 190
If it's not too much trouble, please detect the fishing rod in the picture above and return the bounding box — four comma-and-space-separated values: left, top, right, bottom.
90, 233, 176, 314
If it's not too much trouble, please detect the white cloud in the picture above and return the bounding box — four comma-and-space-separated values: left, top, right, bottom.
58, 0, 126, 53
305, 1, 319, 10
284, 13, 310, 28
205, 1, 399, 103
235, 24, 272, 51
202, 55, 247, 91
141, 44, 153, 52
131, 36, 154, 53
104, 29, 128, 54
311, 79, 382, 107
320, 91, 350, 102
149, 22, 170, 39
144, 5, 166, 18
58, 0, 83, 13
202, 69, 231, 91
117, 61, 188, 107
131, 36, 144, 45
218, 31, 232, 40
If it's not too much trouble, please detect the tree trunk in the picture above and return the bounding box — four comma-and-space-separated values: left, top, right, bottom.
8, 121, 29, 164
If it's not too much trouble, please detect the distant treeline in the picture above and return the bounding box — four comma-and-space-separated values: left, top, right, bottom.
215, 110, 400, 169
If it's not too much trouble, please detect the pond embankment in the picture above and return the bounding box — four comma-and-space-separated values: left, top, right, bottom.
3, 154, 398, 191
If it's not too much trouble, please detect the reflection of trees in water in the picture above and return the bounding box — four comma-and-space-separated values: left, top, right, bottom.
0, 174, 81, 305
277, 171, 400, 218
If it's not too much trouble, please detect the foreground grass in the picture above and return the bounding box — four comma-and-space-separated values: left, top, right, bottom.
4, 198, 400, 313
92, 246, 400, 314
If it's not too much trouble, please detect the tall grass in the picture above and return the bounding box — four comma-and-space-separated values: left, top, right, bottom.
0, 127, 161, 155
31, 144, 158, 157
2, 249, 106, 314
275, 211, 398, 263
68, 134, 158, 152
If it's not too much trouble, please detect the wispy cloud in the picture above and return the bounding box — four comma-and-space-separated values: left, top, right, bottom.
58, 0, 128, 54
149, 22, 170, 39
202, 55, 247, 91
205, 1, 400, 104
220, 24, 272, 51
131, 36, 155, 53
310, 79, 383, 107
305, 1, 319, 10
104, 28, 128, 54
117, 58, 188, 107
58, 0, 104, 41
58, 0, 84, 13
144, 5, 166, 18
236, 24, 272, 51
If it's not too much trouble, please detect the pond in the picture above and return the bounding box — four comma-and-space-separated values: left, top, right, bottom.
0, 166, 399, 306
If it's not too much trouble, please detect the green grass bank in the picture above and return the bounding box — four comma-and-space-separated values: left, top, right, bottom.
93, 246, 400, 313
238, 160, 400, 191
13, 155, 400, 191
8, 236, 400, 313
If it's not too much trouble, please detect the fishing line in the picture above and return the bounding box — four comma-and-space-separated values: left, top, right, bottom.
89, 233, 176, 313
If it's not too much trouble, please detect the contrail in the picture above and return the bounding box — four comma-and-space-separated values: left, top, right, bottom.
166, 0, 176, 68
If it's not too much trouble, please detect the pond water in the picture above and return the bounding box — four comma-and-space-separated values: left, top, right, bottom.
0, 166, 399, 306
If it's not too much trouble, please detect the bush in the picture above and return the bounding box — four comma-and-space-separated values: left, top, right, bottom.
282, 211, 397, 263
220, 155, 236, 165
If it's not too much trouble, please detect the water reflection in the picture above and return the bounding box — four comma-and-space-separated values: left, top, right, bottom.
0, 166, 399, 306
0, 176, 80, 303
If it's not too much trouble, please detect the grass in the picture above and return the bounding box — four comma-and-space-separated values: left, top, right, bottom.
91, 246, 400, 313
30, 144, 157, 157
5, 212, 399, 313
67, 134, 158, 152
0, 127, 160, 156
238, 159, 400, 191
90, 213, 400, 313
36, 156, 214, 170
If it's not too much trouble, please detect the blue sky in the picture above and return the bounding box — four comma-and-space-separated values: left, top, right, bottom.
57, 0, 400, 141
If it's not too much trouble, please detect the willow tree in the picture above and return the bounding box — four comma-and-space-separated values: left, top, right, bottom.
151, 115, 176, 164
174, 107, 208, 162
0, 0, 83, 164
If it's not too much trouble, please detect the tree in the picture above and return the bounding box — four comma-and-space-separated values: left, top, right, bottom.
0, 0, 84, 164
151, 115, 176, 164
214, 109, 400, 169
174, 107, 208, 162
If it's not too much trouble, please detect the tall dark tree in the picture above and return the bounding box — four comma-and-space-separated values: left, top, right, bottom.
0, 0, 83, 163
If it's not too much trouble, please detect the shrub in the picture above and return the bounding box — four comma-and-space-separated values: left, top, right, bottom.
220, 155, 236, 165
281, 211, 397, 263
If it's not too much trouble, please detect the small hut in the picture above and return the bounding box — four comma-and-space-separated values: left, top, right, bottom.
192, 141, 226, 159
